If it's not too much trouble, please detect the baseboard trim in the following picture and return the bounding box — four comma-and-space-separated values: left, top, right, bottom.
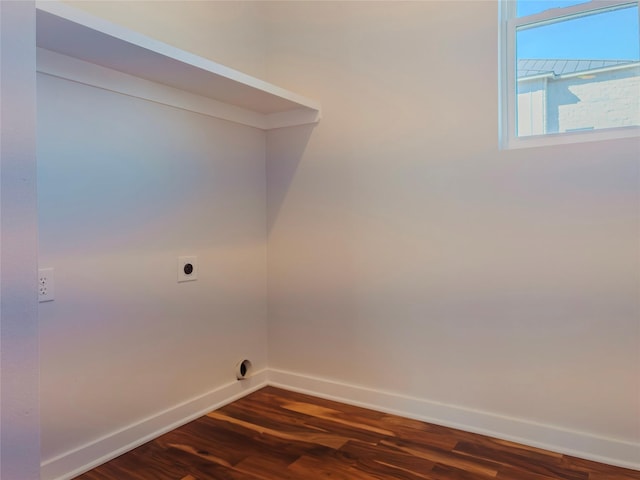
41, 367, 639, 479
267, 368, 640, 471
40, 369, 268, 480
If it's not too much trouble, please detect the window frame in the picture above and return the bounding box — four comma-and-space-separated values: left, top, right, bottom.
499, 0, 640, 149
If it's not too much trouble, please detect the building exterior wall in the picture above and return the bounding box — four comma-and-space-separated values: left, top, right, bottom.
518, 65, 640, 136
553, 67, 640, 133
517, 78, 547, 136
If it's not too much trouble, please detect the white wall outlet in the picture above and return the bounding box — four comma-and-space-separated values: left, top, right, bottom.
38, 268, 55, 302
177, 256, 198, 283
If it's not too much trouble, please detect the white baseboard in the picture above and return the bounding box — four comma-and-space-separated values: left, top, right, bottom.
41, 367, 639, 479
267, 368, 640, 471
40, 369, 268, 480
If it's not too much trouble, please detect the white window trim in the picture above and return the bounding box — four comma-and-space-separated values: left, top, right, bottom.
499, 0, 640, 150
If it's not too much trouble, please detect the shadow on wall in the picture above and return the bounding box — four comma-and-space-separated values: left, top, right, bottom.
545, 83, 580, 134
266, 123, 316, 233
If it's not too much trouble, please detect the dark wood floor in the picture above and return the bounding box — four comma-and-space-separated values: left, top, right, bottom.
75, 386, 640, 480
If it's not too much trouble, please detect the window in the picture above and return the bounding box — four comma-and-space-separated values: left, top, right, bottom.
499, 0, 640, 148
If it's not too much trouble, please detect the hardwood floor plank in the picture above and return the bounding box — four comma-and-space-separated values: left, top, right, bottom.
428, 463, 497, 480
561, 455, 640, 480
287, 454, 386, 480
74, 387, 640, 480
339, 440, 436, 479
194, 415, 323, 465
496, 466, 560, 480
453, 441, 587, 480
233, 455, 310, 480
380, 438, 501, 477
281, 401, 397, 437
207, 411, 349, 449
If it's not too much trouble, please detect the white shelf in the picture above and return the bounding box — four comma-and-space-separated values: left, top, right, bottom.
35, 1, 321, 130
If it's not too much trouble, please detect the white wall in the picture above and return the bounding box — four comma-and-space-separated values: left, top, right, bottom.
1, 2, 40, 479
265, 0, 640, 461
65, 0, 266, 79
36, 0, 640, 475
39, 1, 269, 475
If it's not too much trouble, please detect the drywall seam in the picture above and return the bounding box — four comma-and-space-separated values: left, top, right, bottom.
267, 368, 640, 471
40, 370, 268, 480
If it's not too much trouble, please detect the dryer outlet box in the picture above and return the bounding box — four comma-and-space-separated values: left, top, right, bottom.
178, 256, 198, 282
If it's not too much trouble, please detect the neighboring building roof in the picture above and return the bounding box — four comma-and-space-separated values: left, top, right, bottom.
517, 59, 638, 79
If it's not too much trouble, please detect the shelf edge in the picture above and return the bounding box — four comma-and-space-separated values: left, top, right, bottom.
37, 48, 272, 130
35, 0, 321, 124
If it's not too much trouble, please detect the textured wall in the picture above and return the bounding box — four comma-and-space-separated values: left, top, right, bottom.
553, 68, 640, 132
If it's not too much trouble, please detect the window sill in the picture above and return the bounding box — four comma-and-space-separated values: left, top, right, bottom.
501, 125, 640, 150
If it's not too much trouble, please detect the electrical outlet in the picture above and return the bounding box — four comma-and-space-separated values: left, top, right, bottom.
177, 256, 198, 283
38, 268, 55, 302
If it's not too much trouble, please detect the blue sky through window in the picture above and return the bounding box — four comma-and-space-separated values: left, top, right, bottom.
516, 2, 639, 61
